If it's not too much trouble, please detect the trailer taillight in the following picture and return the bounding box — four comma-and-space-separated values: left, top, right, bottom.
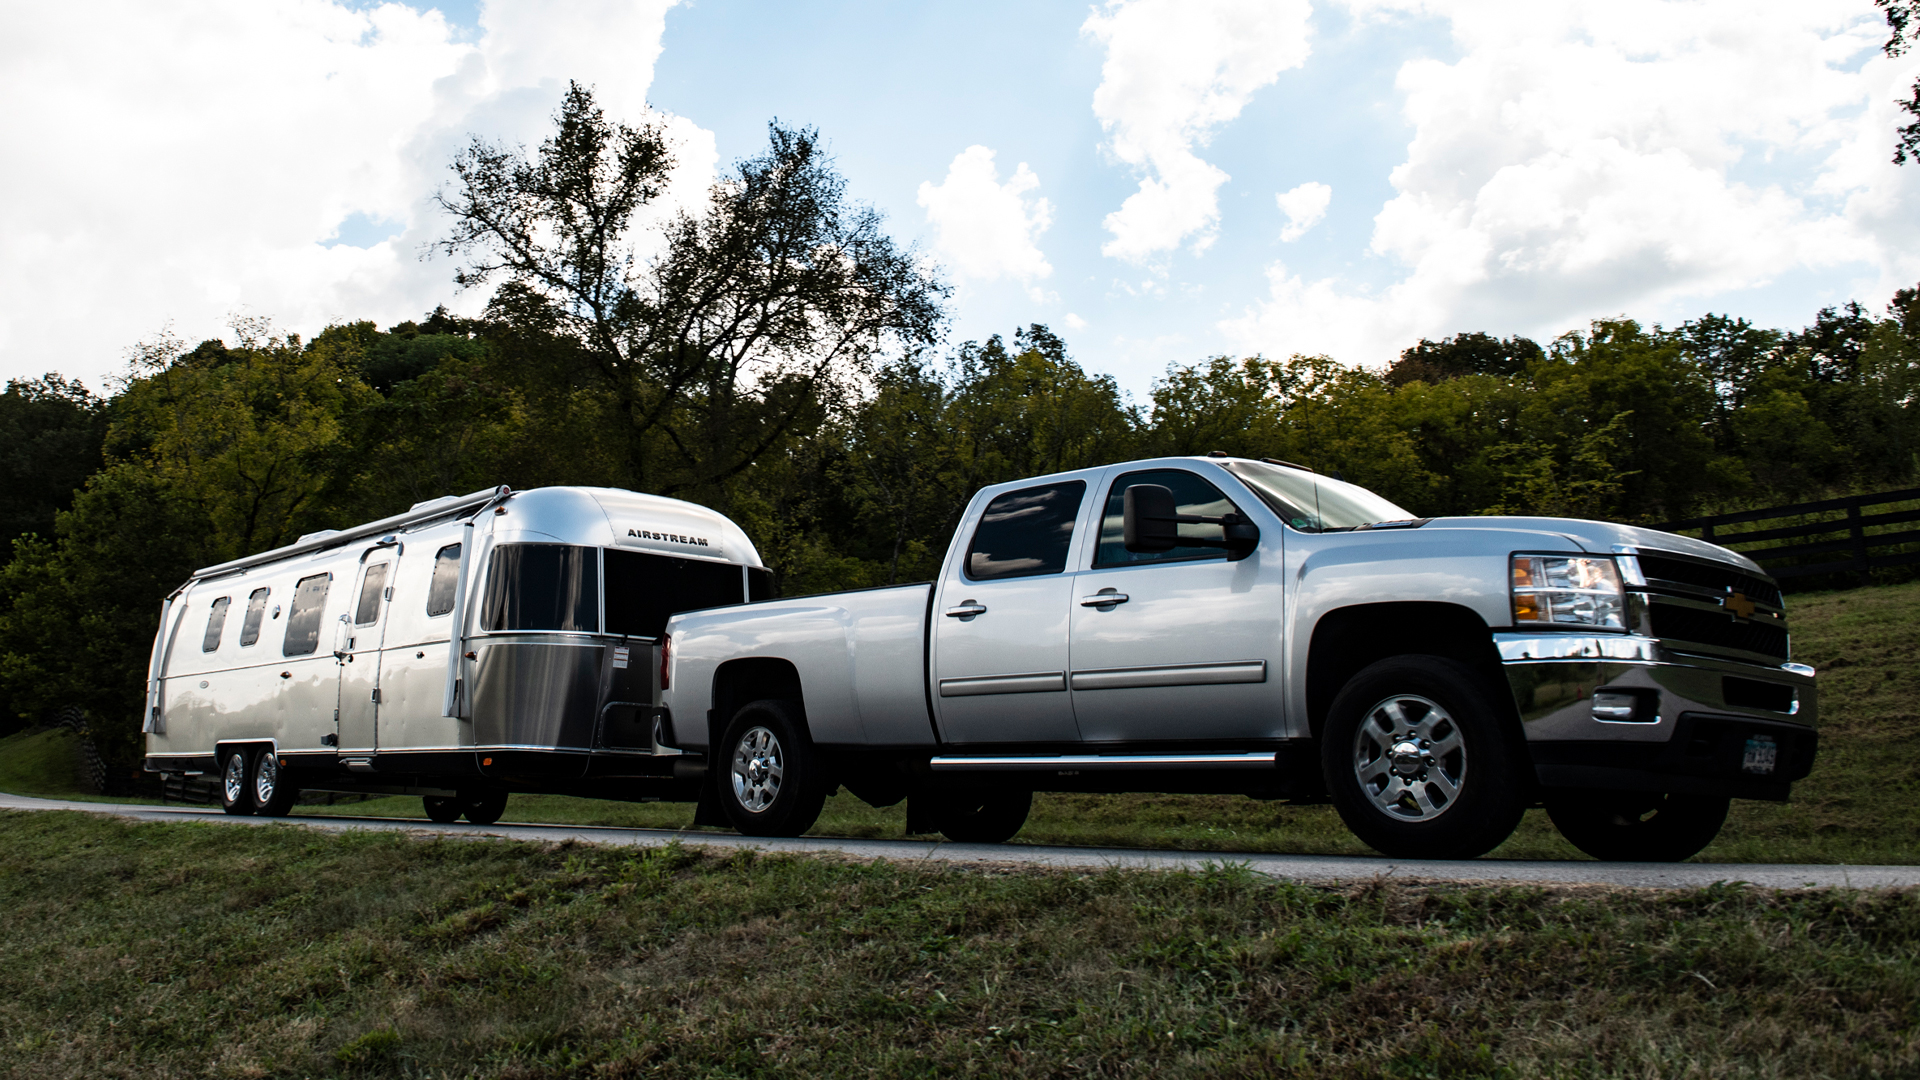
659, 633, 671, 692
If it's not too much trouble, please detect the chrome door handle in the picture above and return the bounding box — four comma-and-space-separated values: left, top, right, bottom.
944, 603, 988, 618
1080, 592, 1130, 607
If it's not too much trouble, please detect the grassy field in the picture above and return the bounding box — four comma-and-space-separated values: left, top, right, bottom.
7, 580, 1918, 863
2, 809, 1916, 1078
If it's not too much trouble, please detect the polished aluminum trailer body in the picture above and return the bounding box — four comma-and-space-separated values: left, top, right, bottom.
144, 486, 765, 800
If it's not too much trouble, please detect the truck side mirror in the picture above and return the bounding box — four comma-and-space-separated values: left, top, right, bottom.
1123, 485, 1180, 553
1123, 483, 1262, 561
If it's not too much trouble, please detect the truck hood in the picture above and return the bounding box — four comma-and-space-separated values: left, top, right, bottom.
1421, 516, 1765, 575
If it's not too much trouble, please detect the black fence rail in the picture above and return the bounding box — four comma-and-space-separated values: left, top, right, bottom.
1656, 487, 1920, 588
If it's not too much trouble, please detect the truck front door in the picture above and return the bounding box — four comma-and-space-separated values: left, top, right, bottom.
1067, 467, 1286, 744
930, 480, 1088, 746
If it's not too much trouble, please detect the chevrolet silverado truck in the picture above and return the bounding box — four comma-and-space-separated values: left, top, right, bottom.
660, 455, 1817, 860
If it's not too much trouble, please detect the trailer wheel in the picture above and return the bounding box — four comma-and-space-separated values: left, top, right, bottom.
1322, 655, 1527, 860
459, 789, 509, 826
219, 748, 254, 816
1545, 790, 1729, 862
423, 796, 463, 824
928, 789, 1032, 844
251, 747, 297, 817
717, 699, 827, 838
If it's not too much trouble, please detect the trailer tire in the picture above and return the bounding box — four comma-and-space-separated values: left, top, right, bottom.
459, 789, 509, 826
1322, 655, 1526, 860
717, 699, 827, 838
423, 796, 463, 824
928, 789, 1032, 844
219, 748, 254, 816
251, 747, 298, 817
1545, 790, 1729, 862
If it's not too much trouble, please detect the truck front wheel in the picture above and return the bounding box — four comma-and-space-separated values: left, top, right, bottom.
1545, 790, 1728, 862
718, 700, 828, 838
1322, 656, 1527, 860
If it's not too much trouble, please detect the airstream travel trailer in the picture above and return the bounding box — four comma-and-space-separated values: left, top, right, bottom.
143, 485, 769, 823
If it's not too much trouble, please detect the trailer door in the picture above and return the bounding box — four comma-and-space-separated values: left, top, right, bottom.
336, 546, 399, 752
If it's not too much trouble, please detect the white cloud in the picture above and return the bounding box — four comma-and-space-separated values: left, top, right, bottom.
1065, 313, 1088, 330
1083, 0, 1314, 263
1276, 182, 1332, 241
1223, 1, 1917, 366
0, 0, 706, 387
917, 146, 1054, 292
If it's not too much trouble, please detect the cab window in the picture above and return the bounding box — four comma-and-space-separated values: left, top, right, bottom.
1094, 469, 1240, 568
964, 481, 1085, 581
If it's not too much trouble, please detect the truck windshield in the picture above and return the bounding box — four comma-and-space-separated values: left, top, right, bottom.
1221, 461, 1416, 532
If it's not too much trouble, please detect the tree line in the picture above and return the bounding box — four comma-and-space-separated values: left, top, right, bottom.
2, 85, 1917, 777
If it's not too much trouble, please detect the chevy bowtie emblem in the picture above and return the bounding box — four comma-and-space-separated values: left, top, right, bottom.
1723, 591, 1756, 619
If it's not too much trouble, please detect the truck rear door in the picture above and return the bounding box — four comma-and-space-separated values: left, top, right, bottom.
930, 479, 1088, 746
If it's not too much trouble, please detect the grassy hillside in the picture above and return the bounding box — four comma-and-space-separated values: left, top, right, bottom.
2, 810, 1916, 1078
10, 581, 1918, 863
0, 728, 84, 796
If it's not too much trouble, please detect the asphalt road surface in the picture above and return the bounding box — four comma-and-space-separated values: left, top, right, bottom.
4, 791, 1915, 890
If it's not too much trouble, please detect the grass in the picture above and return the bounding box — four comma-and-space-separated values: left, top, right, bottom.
9, 581, 1920, 863
2, 809, 1917, 1078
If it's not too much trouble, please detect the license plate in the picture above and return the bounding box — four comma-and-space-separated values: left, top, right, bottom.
1742, 734, 1778, 775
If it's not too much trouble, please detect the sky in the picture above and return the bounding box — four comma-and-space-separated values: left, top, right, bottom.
1, 0, 1915, 402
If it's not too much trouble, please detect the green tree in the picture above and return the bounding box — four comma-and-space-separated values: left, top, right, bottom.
0, 374, 108, 551
436, 83, 946, 504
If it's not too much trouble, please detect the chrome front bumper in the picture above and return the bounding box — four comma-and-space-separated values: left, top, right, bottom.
1495, 632, 1817, 799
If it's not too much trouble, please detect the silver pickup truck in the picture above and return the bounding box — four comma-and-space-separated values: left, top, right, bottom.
661, 455, 1817, 861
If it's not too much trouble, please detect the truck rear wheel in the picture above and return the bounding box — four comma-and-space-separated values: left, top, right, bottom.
1322, 655, 1526, 860
219, 748, 254, 816
1545, 790, 1729, 862
928, 789, 1032, 844
250, 747, 298, 817
718, 699, 827, 838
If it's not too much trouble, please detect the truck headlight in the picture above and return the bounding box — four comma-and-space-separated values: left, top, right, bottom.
1511, 555, 1626, 629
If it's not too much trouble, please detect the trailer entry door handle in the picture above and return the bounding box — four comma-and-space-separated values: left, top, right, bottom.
1080, 591, 1129, 608
944, 603, 988, 619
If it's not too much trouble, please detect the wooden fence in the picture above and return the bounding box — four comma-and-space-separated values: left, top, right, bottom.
1656, 487, 1920, 589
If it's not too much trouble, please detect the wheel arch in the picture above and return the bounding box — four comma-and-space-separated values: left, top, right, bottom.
709, 657, 808, 750
1305, 602, 1511, 740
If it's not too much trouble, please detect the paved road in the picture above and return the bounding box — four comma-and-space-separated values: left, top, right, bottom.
4, 791, 1914, 890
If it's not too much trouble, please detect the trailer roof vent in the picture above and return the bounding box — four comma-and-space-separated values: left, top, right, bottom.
295, 529, 342, 545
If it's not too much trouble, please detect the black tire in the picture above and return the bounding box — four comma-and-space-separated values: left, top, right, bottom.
423, 796, 463, 824
928, 789, 1032, 844
251, 747, 298, 817
1322, 655, 1527, 860
717, 699, 828, 838
1545, 790, 1729, 862
219, 748, 254, 816
459, 788, 509, 826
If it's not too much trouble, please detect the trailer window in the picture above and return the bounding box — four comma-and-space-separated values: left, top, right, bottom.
426, 544, 461, 616
283, 573, 332, 656
201, 597, 231, 652
964, 481, 1085, 581
354, 563, 388, 626
482, 544, 598, 632
748, 566, 774, 602
605, 549, 745, 638
239, 588, 269, 647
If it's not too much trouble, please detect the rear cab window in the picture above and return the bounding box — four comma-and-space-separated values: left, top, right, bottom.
964, 481, 1086, 581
